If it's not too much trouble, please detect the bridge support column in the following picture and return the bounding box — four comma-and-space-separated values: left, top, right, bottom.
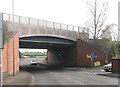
47, 47, 76, 67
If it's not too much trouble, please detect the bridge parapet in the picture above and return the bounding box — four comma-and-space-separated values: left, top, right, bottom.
2, 13, 89, 41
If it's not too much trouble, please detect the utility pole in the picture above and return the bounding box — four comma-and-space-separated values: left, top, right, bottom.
12, 0, 15, 76
0, 13, 4, 86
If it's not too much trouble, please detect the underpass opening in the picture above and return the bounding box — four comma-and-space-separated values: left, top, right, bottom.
19, 48, 48, 65
19, 36, 77, 68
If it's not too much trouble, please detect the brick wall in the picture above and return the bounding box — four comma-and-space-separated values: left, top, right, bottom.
2, 33, 19, 76
7, 38, 14, 75
14, 33, 19, 73
2, 44, 7, 73
112, 59, 120, 73
76, 39, 111, 67
47, 47, 76, 67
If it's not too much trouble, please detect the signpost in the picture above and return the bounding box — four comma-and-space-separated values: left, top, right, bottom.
0, 13, 3, 86
86, 53, 98, 67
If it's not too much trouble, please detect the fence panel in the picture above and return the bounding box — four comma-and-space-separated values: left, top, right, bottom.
20, 17, 29, 24
54, 23, 60, 29
39, 20, 46, 27
30, 18, 38, 26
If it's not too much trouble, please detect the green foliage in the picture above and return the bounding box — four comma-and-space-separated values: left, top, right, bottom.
114, 41, 120, 55
110, 41, 120, 56
88, 38, 119, 57
88, 38, 113, 54
21, 52, 47, 56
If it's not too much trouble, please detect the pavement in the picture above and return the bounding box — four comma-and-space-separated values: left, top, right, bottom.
65, 66, 120, 78
3, 67, 33, 86
97, 72, 120, 78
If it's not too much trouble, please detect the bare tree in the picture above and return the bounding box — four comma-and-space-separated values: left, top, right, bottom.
86, 0, 109, 43
110, 24, 118, 41
102, 24, 118, 41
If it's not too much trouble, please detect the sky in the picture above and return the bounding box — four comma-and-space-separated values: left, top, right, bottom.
0, 0, 119, 52
0, 0, 119, 26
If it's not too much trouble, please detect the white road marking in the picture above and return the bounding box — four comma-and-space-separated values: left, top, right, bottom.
64, 76, 85, 85
78, 71, 97, 75
100, 70, 105, 71
49, 71, 85, 85
49, 72, 59, 75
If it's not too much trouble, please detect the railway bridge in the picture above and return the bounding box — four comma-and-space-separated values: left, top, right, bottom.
1, 13, 110, 76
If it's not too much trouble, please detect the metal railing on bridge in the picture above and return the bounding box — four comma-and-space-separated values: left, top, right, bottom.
2, 13, 89, 41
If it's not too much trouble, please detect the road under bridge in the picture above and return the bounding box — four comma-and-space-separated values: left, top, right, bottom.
20, 36, 76, 67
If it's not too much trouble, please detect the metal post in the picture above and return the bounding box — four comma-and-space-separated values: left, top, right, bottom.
53, 22, 55, 35
37, 20, 40, 34
78, 27, 80, 38
12, 0, 16, 76
28, 18, 30, 25
60, 23, 62, 36
72, 26, 74, 38
0, 13, 4, 86
9, 14, 10, 22
66, 25, 68, 37
0, 49, 2, 86
19, 16, 20, 24
91, 58, 93, 67
45, 21, 47, 35
19, 16, 22, 36
37, 20, 39, 27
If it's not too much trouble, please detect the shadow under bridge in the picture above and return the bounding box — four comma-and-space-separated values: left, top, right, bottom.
19, 36, 77, 67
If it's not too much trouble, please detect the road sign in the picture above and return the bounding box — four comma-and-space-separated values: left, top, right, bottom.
0, 13, 3, 48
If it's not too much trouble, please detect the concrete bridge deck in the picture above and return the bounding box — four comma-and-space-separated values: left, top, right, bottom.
2, 13, 89, 41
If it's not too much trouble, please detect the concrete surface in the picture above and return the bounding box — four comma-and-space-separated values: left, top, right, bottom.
3, 68, 32, 85
97, 72, 120, 78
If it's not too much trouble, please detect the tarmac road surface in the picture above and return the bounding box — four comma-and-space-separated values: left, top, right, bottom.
20, 58, 118, 85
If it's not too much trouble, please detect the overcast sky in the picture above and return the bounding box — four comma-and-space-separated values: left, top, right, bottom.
0, 0, 119, 26
0, 0, 119, 52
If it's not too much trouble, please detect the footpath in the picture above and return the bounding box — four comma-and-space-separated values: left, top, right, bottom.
2, 69, 32, 86
97, 72, 120, 78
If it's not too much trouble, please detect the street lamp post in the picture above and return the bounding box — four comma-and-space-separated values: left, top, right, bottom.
0, 13, 3, 87
12, 0, 15, 76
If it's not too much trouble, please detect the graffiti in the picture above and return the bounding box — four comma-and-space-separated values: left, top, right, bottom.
86, 53, 100, 66
86, 53, 97, 59
87, 54, 91, 59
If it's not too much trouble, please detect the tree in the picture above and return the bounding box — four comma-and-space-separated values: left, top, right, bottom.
86, 0, 109, 44
110, 24, 118, 41
101, 24, 118, 40
109, 41, 120, 57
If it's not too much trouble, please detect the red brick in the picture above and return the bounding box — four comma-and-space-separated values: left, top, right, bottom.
2, 33, 19, 76
76, 39, 111, 67
2, 44, 7, 73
